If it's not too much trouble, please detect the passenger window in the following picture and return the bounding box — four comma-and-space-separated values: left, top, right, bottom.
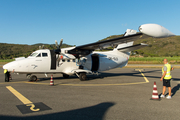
62, 59, 65, 62
37, 53, 41, 57
67, 59, 70, 62
42, 53, 48, 57
72, 59, 75, 62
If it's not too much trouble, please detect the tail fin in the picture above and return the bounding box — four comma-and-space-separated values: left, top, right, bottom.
113, 28, 137, 52
114, 42, 147, 67
114, 41, 134, 67
114, 28, 147, 52
117, 43, 148, 52
115, 41, 134, 50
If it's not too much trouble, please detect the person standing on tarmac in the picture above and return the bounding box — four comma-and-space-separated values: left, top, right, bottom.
4, 69, 10, 82
160, 59, 174, 99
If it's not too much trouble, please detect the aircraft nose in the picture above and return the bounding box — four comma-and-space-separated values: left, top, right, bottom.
3, 64, 8, 69
3, 61, 17, 71
3, 63, 10, 70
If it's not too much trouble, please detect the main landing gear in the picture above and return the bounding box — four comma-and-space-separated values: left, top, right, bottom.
79, 72, 87, 81
74, 72, 87, 81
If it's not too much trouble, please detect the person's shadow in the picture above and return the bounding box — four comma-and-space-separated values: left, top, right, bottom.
159, 84, 180, 97
171, 84, 180, 97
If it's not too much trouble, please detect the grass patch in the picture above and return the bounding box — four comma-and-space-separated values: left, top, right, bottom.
129, 57, 180, 64
0, 59, 14, 65
0, 59, 14, 62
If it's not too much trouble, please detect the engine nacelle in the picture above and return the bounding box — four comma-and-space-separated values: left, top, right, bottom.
139, 24, 175, 38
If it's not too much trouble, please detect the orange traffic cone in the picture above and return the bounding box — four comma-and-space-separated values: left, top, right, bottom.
150, 81, 161, 101
50, 75, 54, 86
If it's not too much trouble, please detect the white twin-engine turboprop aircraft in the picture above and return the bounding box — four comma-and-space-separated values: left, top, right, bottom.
3, 24, 175, 81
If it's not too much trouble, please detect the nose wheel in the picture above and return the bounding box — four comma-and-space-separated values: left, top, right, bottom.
30, 75, 37, 81
27, 74, 38, 81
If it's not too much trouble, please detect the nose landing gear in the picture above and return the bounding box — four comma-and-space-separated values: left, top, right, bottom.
26, 74, 38, 82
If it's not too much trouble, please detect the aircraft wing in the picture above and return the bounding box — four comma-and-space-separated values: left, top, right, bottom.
68, 33, 150, 57
67, 24, 175, 58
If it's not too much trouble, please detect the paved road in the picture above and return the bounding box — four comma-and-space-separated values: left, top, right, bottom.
0, 67, 180, 120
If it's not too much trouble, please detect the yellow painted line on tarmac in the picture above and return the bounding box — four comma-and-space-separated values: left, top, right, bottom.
58, 82, 148, 86
6, 86, 32, 104
0, 81, 27, 84
24, 82, 49, 85
139, 70, 149, 83
2, 69, 149, 86
56, 69, 149, 86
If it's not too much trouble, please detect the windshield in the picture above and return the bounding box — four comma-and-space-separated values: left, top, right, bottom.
29, 52, 39, 57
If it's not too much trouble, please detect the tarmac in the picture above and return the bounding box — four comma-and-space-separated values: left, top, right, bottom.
0, 67, 180, 120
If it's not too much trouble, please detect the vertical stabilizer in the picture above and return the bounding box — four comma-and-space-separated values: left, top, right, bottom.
124, 29, 137, 36
114, 41, 134, 67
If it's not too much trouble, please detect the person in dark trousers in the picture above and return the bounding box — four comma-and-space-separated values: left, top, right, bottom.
4, 69, 10, 82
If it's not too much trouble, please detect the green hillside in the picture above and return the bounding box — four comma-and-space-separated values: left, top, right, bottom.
133, 36, 180, 57
0, 43, 72, 59
100, 35, 180, 57
0, 35, 180, 59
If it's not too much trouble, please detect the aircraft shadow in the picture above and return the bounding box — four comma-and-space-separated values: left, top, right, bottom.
0, 102, 114, 120
29, 69, 180, 82
37, 69, 162, 81
87, 69, 162, 80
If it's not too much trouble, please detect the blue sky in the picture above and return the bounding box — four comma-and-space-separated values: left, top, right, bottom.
0, 0, 179, 46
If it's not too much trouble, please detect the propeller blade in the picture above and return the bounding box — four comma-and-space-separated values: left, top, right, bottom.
42, 45, 44, 49
54, 39, 63, 54
55, 40, 58, 49
59, 39, 63, 48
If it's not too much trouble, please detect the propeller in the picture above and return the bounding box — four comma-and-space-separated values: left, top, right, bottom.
55, 39, 63, 54
54, 39, 63, 66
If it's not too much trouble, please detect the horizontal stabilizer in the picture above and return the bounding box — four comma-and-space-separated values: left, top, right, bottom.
117, 43, 148, 52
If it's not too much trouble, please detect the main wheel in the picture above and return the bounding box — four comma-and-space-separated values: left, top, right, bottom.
30, 75, 37, 81
63, 74, 69, 78
79, 73, 87, 81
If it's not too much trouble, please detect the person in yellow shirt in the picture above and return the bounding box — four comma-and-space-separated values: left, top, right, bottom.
160, 59, 174, 99
4, 69, 10, 82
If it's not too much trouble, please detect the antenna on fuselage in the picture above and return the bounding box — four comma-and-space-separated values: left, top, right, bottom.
39, 45, 44, 49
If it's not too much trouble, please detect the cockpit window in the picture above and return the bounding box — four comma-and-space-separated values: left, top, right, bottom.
30, 53, 38, 57
36, 53, 41, 57
42, 53, 48, 57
